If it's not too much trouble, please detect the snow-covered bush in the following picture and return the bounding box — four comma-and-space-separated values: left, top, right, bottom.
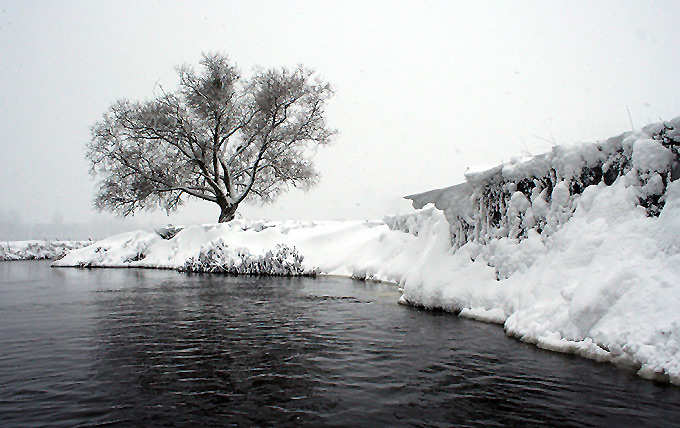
0, 241, 91, 261
409, 119, 680, 253
639, 123, 680, 216
653, 123, 680, 159
181, 240, 310, 276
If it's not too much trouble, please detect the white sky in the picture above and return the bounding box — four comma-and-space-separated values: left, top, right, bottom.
1, 0, 679, 230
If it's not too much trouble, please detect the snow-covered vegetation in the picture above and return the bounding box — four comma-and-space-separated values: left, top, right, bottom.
54, 118, 680, 384
1, 240, 91, 261
401, 118, 680, 383
181, 242, 308, 276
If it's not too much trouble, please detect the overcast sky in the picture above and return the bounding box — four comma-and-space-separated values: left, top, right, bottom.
1, 0, 679, 233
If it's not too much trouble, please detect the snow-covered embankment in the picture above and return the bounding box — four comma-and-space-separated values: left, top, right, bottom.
55, 117, 680, 383
1, 241, 91, 261
404, 117, 680, 383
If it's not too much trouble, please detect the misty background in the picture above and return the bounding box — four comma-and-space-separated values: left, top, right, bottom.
1, 0, 679, 240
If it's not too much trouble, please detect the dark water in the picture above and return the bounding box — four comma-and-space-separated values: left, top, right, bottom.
1, 262, 680, 427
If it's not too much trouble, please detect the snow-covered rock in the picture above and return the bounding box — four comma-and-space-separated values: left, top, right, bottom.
54, 117, 680, 384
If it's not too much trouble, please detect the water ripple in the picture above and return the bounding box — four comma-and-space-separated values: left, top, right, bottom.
1, 262, 680, 427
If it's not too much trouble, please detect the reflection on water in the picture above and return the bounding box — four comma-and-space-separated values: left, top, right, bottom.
1, 261, 680, 427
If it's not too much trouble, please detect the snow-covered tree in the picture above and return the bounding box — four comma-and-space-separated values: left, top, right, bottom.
87, 53, 335, 222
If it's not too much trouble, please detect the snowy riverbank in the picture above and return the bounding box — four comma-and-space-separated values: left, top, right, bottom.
1, 240, 91, 261
55, 117, 680, 384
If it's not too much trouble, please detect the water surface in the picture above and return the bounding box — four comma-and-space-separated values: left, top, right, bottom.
1, 261, 679, 427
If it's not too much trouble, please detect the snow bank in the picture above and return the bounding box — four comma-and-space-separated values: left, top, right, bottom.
54, 217, 449, 285
0, 240, 91, 261
402, 117, 680, 383
55, 117, 680, 384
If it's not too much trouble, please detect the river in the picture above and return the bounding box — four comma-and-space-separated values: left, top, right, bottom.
1, 261, 679, 427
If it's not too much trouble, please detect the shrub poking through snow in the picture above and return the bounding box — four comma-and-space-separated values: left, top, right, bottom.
181, 241, 309, 276
653, 123, 680, 159
641, 123, 680, 216
0, 241, 91, 261
155, 225, 183, 240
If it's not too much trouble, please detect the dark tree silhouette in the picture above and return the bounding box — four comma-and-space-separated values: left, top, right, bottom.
87, 53, 334, 222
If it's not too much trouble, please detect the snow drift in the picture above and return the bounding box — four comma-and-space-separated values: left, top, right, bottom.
55, 118, 680, 384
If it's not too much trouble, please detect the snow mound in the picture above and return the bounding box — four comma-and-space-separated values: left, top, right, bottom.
55, 117, 680, 384
0, 240, 91, 261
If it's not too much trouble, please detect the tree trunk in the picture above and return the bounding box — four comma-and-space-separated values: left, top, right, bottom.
218, 203, 238, 223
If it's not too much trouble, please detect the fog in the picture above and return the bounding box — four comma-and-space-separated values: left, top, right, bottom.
2, 0, 679, 239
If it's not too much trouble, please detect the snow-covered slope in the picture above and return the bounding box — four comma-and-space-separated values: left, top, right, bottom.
0, 240, 91, 261
53, 217, 448, 283
55, 118, 680, 383
402, 118, 680, 383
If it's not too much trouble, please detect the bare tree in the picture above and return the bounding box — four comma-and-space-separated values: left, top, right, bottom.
87, 53, 335, 223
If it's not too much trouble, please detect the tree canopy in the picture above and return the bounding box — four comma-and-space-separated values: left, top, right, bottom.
87, 53, 335, 222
